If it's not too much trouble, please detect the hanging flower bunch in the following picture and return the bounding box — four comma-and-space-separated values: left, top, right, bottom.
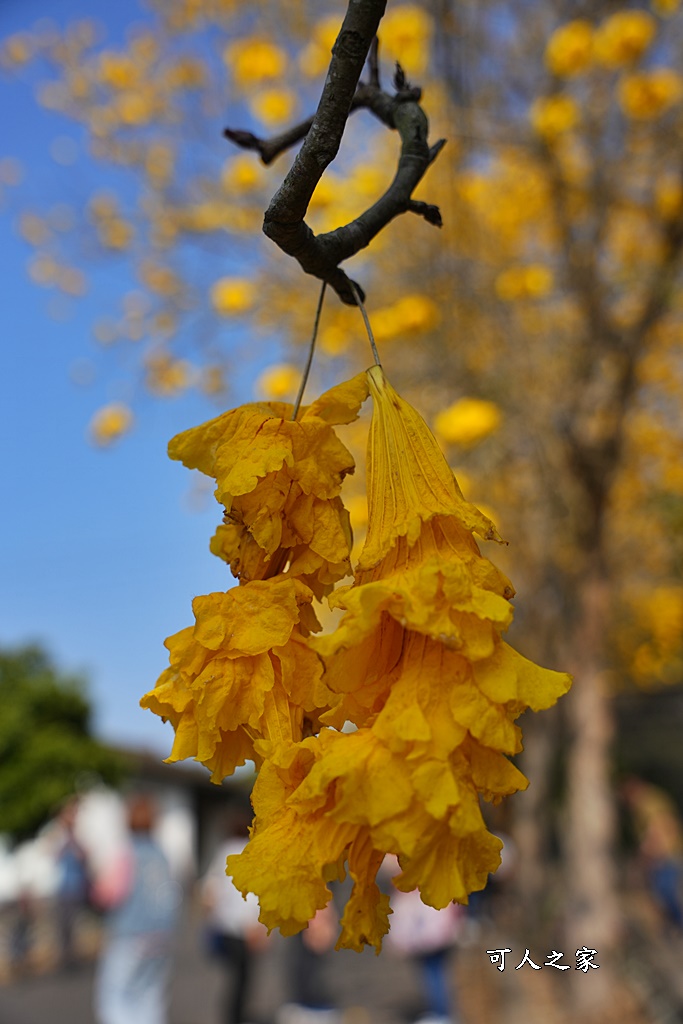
142, 346, 571, 953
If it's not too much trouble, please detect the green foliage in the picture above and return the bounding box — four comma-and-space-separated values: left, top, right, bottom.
0, 645, 123, 839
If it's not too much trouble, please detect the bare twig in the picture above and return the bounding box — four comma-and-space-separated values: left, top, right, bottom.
407, 199, 443, 227
292, 281, 327, 421
223, 0, 445, 304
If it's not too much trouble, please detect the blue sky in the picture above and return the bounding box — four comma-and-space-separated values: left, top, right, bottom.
0, 0, 276, 754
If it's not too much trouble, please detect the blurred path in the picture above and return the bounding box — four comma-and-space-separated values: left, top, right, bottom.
0, 906, 423, 1024
0, 908, 659, 1024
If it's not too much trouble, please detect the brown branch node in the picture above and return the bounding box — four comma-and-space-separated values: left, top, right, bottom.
224, 0, 445, 304
407, 200, 443, 227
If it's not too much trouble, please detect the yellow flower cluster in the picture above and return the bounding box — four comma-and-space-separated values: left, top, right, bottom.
89, 402, 133, 446
224, 37, 287, 89
249, 88, 297, 128
224, 368, 570, 951
619, 68, 683, 119
145, 352, 192, 396
143, 367, 571, 951
379, 4, 433, 76
256, 363, 301, 400
210, 277, 256, 316
594, 11, 656, 68
530, 94, 579, 139
545, 11, 657, 76
495, 264, 554, 301
434, 397, 502, 446
545, 20, 593, 77
141, 376, 369, 779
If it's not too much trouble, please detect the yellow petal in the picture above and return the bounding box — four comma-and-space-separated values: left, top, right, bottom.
473, 641, 572, 712
361, 367, 499, 570
394, 824, 503, 907
192, 579, 311, 656
228, 809, 355, 935
302, 372, 369, 425
292, 730, 415, 826
336, 831, 391, 953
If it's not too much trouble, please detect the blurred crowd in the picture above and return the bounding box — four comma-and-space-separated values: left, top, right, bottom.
0, 779, 682, 1024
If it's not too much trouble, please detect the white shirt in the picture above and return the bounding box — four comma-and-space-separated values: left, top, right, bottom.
202, 838, 260, 937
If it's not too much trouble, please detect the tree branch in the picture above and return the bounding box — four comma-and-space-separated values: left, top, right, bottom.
223, 0, 446, 304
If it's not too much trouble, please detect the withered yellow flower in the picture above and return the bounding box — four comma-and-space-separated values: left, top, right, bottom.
229, 367, 571, 951
140, 577, 335, 781
170, 374, 369, 595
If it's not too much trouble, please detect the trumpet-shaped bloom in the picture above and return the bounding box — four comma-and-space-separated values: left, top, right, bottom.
169, 374, 369, 594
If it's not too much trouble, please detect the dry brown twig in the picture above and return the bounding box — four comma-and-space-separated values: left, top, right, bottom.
224, 0, 445, 304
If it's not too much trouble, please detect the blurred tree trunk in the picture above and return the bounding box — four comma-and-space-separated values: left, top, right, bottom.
514, 708, 558, 934
564, 565, 621, 1009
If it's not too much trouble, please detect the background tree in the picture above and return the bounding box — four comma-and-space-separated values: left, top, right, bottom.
0, 645, 123, 839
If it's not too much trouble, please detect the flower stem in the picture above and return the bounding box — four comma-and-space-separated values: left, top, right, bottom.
292, 280, 327, 421
350, 282, 382, 367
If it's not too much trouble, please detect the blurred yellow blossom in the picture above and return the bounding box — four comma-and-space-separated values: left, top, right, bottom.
144, 144, 174, 188
545, 20, 594, 77
89, 402, 133, 446
57, 266, 87, 296
139, 261, 181, 297
380, 4, 433, 76
99, 219, 134, 250
648, 585, 683, 648
652, 0, 680, 14
655, 176, 683, 220
116, 90, 155, 126
210, 277, 256, 316
98, 52, 139, 89
594, 11, 656, 68
319, 322, 350, 356
221, 155, 265, 194
434, 397, 502, 446
530, 94, 579, 138
256, 363, 300, 400
19, 213, 50, 246
495, 264, 554, 301
200, 365, 226, 396
1, 33, 33, 67
249, 88, 297, 127
145, 353, 192, 396
299, 15, 340, 77
28, 255, 58, 285
619, 68, 683, 118
165, 58, 205, 89
372, 294, 440, 342
396, 294, 440, 332
225, 38, 287, 88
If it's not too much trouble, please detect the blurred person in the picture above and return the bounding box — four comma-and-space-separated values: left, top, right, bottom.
385, 857, 464, 1024
202, 807, 268, 1024
52, 796, 91, 969
622, 777, 683, 930
94, 794, 180, 1024
279, 904, 339, 1024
